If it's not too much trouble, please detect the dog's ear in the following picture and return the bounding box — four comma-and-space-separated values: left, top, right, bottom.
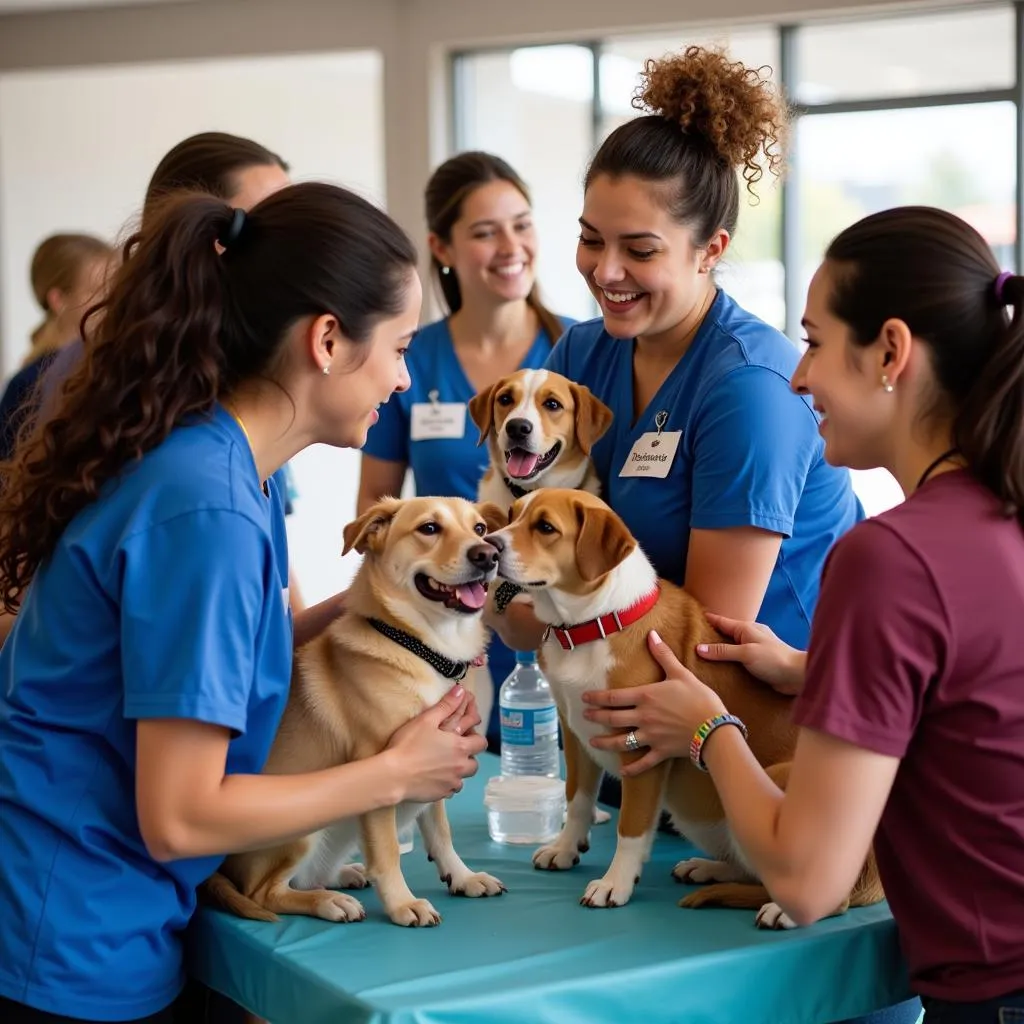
342, 497, 403, 556
476, 501, 508, 535
468, 382, 502, 447
574, 498, 635, 582
569, 382, 614, 456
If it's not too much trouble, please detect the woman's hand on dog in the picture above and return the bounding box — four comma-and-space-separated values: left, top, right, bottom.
697, 613, 806, 696
583, 631, 727, 776
384, 685, 488, 802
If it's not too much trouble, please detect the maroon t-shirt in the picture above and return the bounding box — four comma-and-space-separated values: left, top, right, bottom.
794, 470, 1024, 1002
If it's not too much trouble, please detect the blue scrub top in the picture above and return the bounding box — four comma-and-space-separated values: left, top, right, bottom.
0, 404, 293, 1019
546, 291, 863, 649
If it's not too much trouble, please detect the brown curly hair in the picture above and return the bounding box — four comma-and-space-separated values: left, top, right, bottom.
0, 183, 416, 611
587, 45, 789, 242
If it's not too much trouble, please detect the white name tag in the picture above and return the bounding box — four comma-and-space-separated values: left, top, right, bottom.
618, 430, 682, 479
410, 401, 467, 441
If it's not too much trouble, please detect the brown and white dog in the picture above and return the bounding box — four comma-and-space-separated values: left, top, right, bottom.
486, 488, 883, 928
468, 369, 613, 511
204, 496, 507, 928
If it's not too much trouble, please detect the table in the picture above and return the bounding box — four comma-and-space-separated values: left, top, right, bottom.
188, 756, 911, 1024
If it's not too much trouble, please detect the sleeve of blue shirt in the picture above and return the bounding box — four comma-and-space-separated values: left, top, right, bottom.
362, 394, 410, 464
689, 365, 818, 537
120, 510, 275, 734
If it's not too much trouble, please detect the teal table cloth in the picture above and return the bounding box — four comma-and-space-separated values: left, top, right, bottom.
188, 755, 910, 1023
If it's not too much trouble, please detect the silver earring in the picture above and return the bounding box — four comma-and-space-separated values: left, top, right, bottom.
441, 265, 451, 276
881, 374, 894, 393
323, 365, 331, 376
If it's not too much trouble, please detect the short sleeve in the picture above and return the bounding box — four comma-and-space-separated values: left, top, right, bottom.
793, 520, 949, 758
120, 510, 276, 734
690, 365, 819, 536
362, 394, 410, 464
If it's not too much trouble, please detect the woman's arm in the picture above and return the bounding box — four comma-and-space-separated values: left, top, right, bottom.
685, 526, 782, 621
135, 685, 486, 862
357, 453, 407, 515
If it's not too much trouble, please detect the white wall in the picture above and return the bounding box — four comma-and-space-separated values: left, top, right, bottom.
0, 48, 385, 600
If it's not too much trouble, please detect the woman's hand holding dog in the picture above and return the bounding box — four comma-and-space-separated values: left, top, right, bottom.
583, 631, 728, 776
385, 685, 488, 802
698, 614, 806, 696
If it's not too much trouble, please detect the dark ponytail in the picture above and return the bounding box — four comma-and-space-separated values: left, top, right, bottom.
825, 206, 1023, 526
424, 150, 563, 344
0, 182, 417, 608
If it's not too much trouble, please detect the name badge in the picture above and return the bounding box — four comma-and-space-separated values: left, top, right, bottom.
618, 410, 681, 479
410, 391, 467, 441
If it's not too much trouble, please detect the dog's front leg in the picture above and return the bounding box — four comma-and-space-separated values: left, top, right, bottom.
419, 801, 506, 897
582, 760, 668, 907
533, 727, 602, 870
360, 806, 440, 927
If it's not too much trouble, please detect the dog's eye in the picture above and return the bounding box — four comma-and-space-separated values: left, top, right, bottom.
474, 522, 486, 536
534, 519, 556, 535
496, 392, 514, 406
542, 398, 562, 411
417, 522, 440, 535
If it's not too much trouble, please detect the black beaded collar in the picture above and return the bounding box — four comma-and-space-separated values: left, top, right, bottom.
503, 477, 530, 500
368, 618, 472, 681
494, 580, 525, 613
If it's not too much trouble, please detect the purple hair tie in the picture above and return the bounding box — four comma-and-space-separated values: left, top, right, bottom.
993, 270, 1013, 305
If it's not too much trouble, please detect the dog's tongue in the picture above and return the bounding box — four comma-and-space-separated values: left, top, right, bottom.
507, 449, 540, 478
455, 581, 487, 610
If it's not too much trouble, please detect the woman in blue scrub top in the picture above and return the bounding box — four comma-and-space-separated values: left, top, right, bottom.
359, 151, 574, 747
492, 47, 918, 1024
0, 184, 486, 1024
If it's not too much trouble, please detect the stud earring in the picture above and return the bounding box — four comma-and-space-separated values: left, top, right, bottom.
441, 265, 451, 276
881, 374, 894, 393
323, 365, 331, 376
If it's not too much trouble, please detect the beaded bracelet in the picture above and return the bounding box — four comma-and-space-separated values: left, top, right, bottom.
689, 713, 748, 773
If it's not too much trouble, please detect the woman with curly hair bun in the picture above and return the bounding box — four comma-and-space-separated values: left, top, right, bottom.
491, 47, 917, 1023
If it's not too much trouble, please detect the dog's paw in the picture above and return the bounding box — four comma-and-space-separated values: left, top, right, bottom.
672, 857, 748, 885
580, 874, 635, 908
755, 901, 798, 930
313, 891, 366, 923
447, 871, 506, 898
388, 898, 442, 927
591, 807, 612, 826
337, 863, 370, 889
533, 841, 581, 871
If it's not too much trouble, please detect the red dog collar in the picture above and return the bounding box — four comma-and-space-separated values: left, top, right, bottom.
549, 586, 661, 651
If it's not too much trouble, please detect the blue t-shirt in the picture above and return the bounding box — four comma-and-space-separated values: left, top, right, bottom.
362, 315, 573, 738
546, 291, 863, 649
0, 405, 293, 1019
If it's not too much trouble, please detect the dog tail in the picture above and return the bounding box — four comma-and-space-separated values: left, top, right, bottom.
679, 882, 771, 910
201, 871, 279, 923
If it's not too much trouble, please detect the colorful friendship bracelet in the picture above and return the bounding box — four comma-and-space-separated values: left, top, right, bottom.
689, 712, 748, 773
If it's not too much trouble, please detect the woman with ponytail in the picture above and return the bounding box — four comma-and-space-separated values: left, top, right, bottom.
359, 151, 575, 746
0, 184, 486, 1023
586, 207, 1024, 1023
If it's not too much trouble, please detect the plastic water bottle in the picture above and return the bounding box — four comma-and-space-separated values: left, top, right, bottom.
499, 651, 560, 778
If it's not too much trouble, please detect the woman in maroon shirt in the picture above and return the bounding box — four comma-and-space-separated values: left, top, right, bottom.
583, 207, 1024, 1024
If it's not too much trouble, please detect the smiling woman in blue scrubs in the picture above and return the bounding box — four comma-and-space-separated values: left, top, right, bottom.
359, 151, 574, 746
0, 184, 486, 1024
491, 46, 918, 1024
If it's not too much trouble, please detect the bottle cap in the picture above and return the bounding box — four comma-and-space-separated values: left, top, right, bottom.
515, 649, 538, 665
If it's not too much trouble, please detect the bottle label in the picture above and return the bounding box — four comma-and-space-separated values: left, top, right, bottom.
500, 704, 558, 747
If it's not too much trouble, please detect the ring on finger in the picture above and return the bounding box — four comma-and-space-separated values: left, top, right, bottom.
624, 729, 641, 752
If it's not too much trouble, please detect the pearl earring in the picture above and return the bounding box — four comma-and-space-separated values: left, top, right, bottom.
881, 374, 894, 393
441, 266, 451, 276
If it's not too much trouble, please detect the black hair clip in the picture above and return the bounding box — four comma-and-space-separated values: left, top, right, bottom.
219, 207, 247, 250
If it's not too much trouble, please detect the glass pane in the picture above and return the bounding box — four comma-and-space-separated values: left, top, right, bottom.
795, 6, 1015, 105
598, 27, 784, 328
454, 46, 597, 321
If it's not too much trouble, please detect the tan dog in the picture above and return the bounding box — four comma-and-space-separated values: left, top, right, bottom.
204, 496, 508, 928
469, 369, 613, 511
486, 489, 883, 928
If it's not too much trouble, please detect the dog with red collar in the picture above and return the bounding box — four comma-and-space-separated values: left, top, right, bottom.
486, 487, 884, 927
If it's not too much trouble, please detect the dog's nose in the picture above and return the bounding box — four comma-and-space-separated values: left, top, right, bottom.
505, 418, 532, 442
484, 532, 505, 553
468, 543, 500, 569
